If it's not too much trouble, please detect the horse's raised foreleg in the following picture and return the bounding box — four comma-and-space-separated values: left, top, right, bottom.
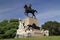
27, 13, 29, 17
24, 12, 27, 16
24, 12, 28, 17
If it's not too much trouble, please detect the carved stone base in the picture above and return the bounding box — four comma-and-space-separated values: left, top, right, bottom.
15, 17, 49, 38
24, 17, 39, 26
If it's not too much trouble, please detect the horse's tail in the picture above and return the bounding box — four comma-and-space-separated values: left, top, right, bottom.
35, 10, 37, 13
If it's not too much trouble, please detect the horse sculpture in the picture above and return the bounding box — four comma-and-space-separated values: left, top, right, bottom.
24, 4, 37, 18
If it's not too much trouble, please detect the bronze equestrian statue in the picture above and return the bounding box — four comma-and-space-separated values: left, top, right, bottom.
24, 4, 37, 18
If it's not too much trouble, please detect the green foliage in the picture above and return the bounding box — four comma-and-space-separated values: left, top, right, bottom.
42, 21, 60, 36
0, 20, 8, 27
0, 19, 19, 39
10, 18, 19, 22
4, 29, 17, 38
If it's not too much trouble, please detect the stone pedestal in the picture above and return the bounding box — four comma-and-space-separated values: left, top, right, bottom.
24, 17, 39, 26
15, 17, 47, 38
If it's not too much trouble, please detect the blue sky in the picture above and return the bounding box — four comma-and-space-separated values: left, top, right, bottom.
0, 0, 60, 26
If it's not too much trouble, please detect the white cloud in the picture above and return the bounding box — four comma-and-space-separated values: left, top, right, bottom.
37, 10, 60, 19
0, 8, 13, 13
0, 6, 21, 14
36, 10, 60, 25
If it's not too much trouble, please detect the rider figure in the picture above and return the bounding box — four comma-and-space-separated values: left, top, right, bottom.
29, 4, 32, 11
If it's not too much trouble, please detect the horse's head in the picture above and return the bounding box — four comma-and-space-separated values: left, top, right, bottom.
24, 4, 28, 8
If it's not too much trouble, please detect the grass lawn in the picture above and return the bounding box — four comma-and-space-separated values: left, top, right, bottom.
1, 36, 60, 40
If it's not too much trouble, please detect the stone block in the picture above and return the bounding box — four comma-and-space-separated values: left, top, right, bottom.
24, 17, 39, 26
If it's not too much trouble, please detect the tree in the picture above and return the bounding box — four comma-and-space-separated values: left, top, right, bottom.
3, 29, 17, 38
0, 20, 8, 27
0, 19, 19, 39
10, 18, 19, 22
42, 21, 60, 36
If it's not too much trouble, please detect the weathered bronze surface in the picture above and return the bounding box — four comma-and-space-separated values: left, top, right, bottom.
24, 4, 37, 18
